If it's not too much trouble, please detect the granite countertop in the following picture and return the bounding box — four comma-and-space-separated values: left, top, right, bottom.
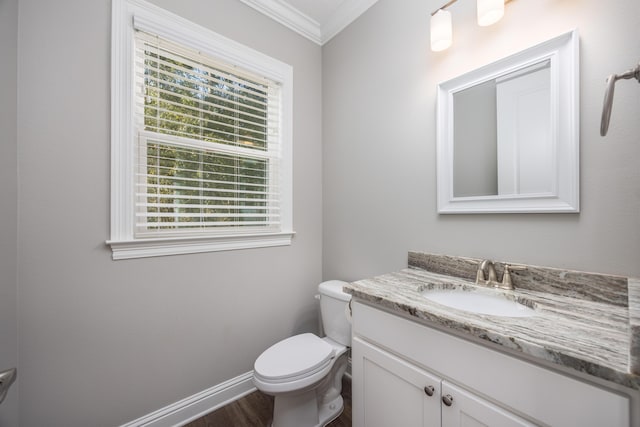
345, 264, 640, 391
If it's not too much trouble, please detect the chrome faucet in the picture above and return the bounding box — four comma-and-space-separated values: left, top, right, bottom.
475, 260, 526, 290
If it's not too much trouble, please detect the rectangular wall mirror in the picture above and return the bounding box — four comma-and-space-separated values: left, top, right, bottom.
436, 30, 579, 213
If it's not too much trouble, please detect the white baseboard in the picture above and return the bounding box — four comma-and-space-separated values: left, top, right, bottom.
120, 358, 352, 427
120, 371, 256, 427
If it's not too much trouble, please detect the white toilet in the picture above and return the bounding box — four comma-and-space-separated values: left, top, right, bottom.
253, 280, 352, 427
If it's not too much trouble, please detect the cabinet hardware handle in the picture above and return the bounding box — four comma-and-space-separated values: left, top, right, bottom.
424, 385, 435, 396
442, 394, 454, 406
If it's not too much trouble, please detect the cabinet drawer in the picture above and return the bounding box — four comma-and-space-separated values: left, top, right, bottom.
352, 302, 630, 427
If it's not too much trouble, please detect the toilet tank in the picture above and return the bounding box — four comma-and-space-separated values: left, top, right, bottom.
318, 280, 352, 346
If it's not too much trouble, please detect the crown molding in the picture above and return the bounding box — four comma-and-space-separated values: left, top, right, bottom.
240, 0, 379, 45
240, 0, 322, 44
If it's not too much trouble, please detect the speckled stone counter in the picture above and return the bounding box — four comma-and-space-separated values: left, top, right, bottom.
344, 252, 640, 391
630, 278, 640, 376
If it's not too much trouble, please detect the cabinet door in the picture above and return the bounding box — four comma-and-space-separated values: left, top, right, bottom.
441, 382, 536, 427
352, 337, 441, 427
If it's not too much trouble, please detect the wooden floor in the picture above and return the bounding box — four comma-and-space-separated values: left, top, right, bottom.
185, 377, 352, 427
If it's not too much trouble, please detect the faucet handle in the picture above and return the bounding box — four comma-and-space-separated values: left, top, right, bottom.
501, 264, 527, 289
504, 264, 527, 272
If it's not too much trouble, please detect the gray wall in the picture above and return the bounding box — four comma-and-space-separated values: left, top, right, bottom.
323, 0, 640, 280
0, 0, 19, 425
16, 0, 322, 426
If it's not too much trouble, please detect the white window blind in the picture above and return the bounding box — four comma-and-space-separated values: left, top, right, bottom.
134, 30, 282, 237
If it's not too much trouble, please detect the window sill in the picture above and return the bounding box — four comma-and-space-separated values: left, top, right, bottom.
106, 232, 295, 260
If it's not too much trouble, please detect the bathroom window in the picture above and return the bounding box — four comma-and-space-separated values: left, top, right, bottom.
109, 0, 293, 260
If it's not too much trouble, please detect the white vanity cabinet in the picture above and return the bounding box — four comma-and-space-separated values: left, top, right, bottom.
351, 302, 632, 427
354, 336, 535, 427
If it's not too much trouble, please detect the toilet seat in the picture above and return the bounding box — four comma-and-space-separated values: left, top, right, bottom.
254, 333, 334, 384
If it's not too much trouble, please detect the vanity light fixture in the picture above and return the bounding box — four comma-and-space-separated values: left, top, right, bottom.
430, 9, 453, 51
477, 0, 504, 26
430, 0, 506, 52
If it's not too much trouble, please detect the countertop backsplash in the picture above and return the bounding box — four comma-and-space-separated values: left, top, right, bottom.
408, 251, 629, 307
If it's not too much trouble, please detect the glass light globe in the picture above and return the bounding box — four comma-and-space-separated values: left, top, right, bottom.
431, 9, 453, 52
477, 0, 504, 26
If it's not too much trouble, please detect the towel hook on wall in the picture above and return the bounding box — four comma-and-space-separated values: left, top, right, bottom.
0, 368, 17, 405
600, 61, 640, 136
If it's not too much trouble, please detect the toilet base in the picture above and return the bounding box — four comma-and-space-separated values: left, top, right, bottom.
269, 394, 343, 427
318, 394, 344, 426
256, 340, 349, 427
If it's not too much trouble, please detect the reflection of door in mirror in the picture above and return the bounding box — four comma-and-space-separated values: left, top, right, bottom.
452, 61, 551, 198
496, 61, 551, 195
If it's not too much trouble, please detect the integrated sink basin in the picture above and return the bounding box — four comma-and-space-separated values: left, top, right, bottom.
419, 284, 536, 318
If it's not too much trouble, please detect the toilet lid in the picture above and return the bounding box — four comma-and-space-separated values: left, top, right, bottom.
254, 333, 334, 381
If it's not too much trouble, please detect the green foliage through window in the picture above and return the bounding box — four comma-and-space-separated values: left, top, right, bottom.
134, 31, 280, 235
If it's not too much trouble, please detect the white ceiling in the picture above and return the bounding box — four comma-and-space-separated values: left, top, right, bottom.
239, 0, 379, 45
284, 0, 348, 24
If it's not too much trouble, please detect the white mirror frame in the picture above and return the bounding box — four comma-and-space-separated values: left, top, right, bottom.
436, 30, 579, 214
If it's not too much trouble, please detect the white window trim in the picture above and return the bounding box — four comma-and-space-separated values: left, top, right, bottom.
108, 0, 294, 260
